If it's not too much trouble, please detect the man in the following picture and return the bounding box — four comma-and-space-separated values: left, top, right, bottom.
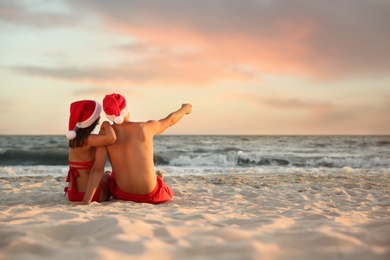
103, 93, 192, 204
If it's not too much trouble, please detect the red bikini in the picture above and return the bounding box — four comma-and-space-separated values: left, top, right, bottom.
64, 160, 103, 202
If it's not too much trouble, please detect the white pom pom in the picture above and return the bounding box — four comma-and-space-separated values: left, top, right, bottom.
66, 130, 77, 140
114, 116, 124, 124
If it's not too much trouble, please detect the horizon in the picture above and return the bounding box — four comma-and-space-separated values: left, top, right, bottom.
1, 134, 389, 137
1, 1, 389, 135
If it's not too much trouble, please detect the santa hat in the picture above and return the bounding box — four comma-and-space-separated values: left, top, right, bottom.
66, 100, 102, 140
103, 93, 129, 124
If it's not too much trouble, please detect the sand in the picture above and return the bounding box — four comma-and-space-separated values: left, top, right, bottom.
1, 170, 389, 260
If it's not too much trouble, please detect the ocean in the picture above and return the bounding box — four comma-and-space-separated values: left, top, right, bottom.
1, 135, 390, 259
0, 135, 389, 178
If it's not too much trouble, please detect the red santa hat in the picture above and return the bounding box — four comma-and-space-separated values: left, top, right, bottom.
66, 100, 102, 140
103, 93, 129, 124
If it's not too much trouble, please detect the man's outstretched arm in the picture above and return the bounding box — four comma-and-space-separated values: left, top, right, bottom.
148, 103, 192, 135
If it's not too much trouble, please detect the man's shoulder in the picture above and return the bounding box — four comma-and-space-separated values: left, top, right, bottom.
120, 121, 153, 135
112, 121, 155, 140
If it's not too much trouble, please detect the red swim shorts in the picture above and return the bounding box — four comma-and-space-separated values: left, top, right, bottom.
109, 174, 174, 204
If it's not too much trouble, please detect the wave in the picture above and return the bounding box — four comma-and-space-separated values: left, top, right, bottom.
0, 149, 68, 165
1, 148, 389, 169
157, 151, 390, 169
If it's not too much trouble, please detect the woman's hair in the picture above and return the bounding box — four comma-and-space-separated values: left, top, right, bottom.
68, 118, 100, 148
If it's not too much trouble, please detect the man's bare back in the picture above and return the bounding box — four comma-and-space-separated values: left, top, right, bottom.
107, 121, 158, 194
103, 93, 192, 201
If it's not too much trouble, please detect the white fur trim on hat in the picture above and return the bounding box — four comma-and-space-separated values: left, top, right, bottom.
106, 104, 129, 124
114, 116, 124, 124
66, 130, 77, 140
77, 101, 102, 128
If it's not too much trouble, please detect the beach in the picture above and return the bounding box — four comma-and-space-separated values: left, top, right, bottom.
1, 169, 389, 260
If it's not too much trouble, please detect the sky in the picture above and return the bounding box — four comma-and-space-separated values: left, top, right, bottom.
0, 0, 389, 135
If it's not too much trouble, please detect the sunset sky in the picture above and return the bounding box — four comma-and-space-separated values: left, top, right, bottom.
1, 0, 389, 135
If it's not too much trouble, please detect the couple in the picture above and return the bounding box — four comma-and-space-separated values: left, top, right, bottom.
64, 93, 192, 204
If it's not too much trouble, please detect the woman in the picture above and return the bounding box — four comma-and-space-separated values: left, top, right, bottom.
64, 100, 116, 203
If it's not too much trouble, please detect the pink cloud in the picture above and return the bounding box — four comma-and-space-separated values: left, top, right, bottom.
5, 1, 390, 86
72, 1, 390, 81
101, 12, 316, 78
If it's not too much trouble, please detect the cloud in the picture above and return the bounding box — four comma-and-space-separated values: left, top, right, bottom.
229, 93, 331, 110
9, 49, 257, 86
229, 92, 345, 122
0, 1, 77, 29
70, 0, 390, 80
4, 0, 390, 85
227, 91, 390, 134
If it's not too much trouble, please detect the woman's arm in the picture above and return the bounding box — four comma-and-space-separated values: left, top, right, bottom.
88, 121, 117, 147
78, 146, 108, 204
